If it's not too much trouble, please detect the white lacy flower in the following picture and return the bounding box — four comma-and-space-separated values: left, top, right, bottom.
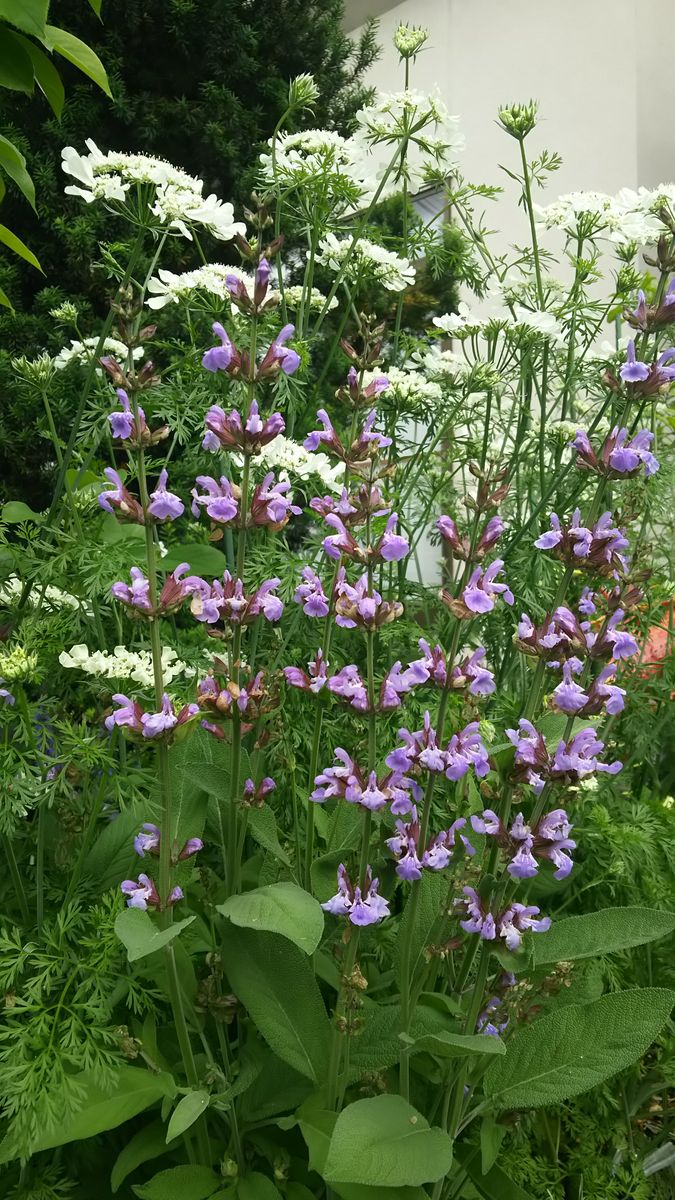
59, 643, 192, 687
511, 305, 566, 348
0, 575, 91, 614
62, 139, 245, 242
316, 234, 415, 292
259, 130, 362, 190
350, 90, 463, 195
534, 191, 616, 234
54, 337, 144, 370
432, 302, 482, 335
417, 346, 465, 382
365, 365, 442, 407
146, 264, 254, 309
240, 435, 343, 494
283, 285, 338, 312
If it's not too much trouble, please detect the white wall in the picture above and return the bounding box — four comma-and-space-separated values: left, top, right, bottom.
349, 0, 655, 254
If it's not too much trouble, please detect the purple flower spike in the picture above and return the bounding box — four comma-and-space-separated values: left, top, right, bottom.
619, 339, 650, 383
111, 566, 153, 613
573, 426, 659, 479
120, 873, 158, 910
148, 469, 184, 522
109, 388, 145, 441
134, 822, 161, 857
322, 864, 389, 926
294, 567, 330, 618
376, 514, 409, 563
444, 560, 514, 620
191, 475, 238, 524
202, 321, 238, 373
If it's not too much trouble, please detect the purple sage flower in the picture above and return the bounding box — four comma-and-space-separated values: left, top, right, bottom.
322, 863, 390, 926
147, 469, 184, 522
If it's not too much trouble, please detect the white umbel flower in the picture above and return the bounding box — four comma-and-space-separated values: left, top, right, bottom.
54, 336, 144, 370
146, 264, 254, 309
59, 643, 192, 687
238, 435, 343, 494
62, 139, 245, 242
432, 302, 482, 335
316, 234, 415, 292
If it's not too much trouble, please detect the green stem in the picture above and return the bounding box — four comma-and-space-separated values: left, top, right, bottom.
518, 136, 545, 308
3, 835, 30, 924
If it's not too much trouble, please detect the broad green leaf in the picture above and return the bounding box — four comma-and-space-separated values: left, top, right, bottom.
0, 27, 35, 92
2, 501, 42, 523
347, 1000, 454, 1082
0, 1066, 175, 1162
323, 1096, 453, 1187
399, 1030, 506, 1060
166, 1088, 210, 1142
115, 907, 196, 963
455, 1143, 534, 1200
133, 1165, 221, 1200
162, 542, 228, 577
0, 222, 41, 270
0, 133, 35, 206
533, 907, 675, 966
218, 882, 324, 954
220, 926, 331, 1082
479, 1117, 507, 1176
484, 988, 675, 1111
0, 0, 48, 37
111, 1119, 174, 1193
238, 1045, 312, 1121
82, 799, 146, 891
238, 1173, 283, 1200
18, 35, 64, 117
0, 283, 12, 310
395, 872, 447, 992
86, 0, 103, 13
247, 804, 290, 866
43, 25, 112, 96
296, 1096, 337, 1173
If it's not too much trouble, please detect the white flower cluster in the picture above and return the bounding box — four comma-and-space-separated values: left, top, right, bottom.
0, 575, 91, 614
54, 337, 144, 371
417, 346, 466, 382
283, 285, 338, 312
59, 643, 192, 687
510, 305, 566, 348
243, 435, 343, 494
534, 185, 675, 246
365, 365, 443, 408
62, 139, 246, 242
316, 234, 415, 292
259, 130, 361, 192
146, 264, 254, 310
432, 302, 483, 336
350, 90, 464, 194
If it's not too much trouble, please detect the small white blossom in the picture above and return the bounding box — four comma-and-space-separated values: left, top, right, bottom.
237, 435, 343, 494
146, 264, 254, 309
432, 302, 482, 335
59, 643, 192, 687
283, 285, 338, 312
62, 139, 245, 242
315, 234, 415, 292
54, 337, 144, 370
0, 575, 92, 614
364, 365, 442, 408
511, 305, 566, 348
